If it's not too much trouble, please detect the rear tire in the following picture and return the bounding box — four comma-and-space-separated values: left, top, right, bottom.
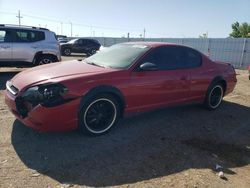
36, 55, 55, 65
63, 48, 71, 56
78, 94, 120, 136
204, 83, 224, 110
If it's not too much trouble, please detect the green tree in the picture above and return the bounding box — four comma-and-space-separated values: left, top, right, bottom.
230, 22, 250, 38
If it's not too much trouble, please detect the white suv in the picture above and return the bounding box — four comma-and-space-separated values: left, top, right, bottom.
0, 24, 61, 65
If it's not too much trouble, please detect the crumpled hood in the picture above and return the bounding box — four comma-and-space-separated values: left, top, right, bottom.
11, 60, 114, 91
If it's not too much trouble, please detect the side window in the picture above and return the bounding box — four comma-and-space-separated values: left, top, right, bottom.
0, 29, 12, 42
88, 40, 96, 45
77, 39, 87, 45
77, 39, 83, 44
141, 46, 185, 70
83, 40, 90, 45
14, 30, 30, 42
140, 46, 202, 71
0, 30, 6, 42
30, 31, 45, 42
183, 48, 202, 68
13, 30, 45, 42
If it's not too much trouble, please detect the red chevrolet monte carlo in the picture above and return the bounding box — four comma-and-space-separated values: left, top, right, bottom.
5, 42, 237, 135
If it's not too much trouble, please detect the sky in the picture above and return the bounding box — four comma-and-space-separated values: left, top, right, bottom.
0, 0, 249, 38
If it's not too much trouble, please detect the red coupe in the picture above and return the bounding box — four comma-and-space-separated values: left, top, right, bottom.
5, 42, 237, 135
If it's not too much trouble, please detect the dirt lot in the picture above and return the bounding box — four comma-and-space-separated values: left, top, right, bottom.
0, 58, 250, 188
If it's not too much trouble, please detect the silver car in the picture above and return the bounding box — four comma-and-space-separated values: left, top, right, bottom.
0, 24, 61, 65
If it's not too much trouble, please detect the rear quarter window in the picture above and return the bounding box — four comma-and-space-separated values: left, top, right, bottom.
183, 48, 202, 68
30, 31, 45, 42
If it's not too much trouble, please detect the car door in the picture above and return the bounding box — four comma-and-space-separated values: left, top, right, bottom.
12, 29, 41, 62
0, 28, 13, 61
79, 39, 92, 53
84, 40, 95, 51
80, 39, 89, 53
71, 39, 84, 53
129, 46, 190, 112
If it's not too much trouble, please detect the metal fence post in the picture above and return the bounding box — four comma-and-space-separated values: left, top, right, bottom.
240, 38, 247, 68
102, 37, 105, 46
207, 38, 210, 57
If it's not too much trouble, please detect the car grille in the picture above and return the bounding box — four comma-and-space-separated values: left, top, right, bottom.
6, 81, 19, 96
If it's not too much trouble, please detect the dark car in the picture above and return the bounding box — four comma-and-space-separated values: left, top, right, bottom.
58, 38, 70, 44
5, 42, 237, 135
60, 38, 101, 56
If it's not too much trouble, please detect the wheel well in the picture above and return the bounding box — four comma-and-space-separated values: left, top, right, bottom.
217, 80, 227, 94
33, 52, 58, 63
209, 76, 227, 95
103, 92, 125, 115
79, 86, 125, 117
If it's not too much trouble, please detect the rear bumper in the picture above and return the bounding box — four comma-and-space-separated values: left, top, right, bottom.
57, 52, 61, 62
4, 90, 80, 132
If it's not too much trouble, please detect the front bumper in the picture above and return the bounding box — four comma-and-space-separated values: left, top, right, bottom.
4, 90, 81, 132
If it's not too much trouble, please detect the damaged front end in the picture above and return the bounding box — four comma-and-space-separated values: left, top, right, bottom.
6, 81, 71, 118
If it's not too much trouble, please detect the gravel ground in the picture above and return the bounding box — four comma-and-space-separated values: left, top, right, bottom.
0, 58, 250, 188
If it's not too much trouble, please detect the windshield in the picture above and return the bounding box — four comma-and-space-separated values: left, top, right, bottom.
84, 43, 151, 69
67, 39, 78, 44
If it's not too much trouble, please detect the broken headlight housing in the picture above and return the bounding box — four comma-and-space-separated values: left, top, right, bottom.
22, 83, 68, 107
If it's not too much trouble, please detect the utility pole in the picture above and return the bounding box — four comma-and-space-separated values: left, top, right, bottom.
16, 10, 23, 26
70, 22, 73, 37
61, 22, 63, 35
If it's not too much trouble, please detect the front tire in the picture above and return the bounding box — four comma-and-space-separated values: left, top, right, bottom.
79, 94, 120, 135
204, 83, 224, 110
86, 49, 97, 57
36, 55, 55, 65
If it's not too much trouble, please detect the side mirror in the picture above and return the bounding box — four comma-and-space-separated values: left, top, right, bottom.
139, 62, 158, 71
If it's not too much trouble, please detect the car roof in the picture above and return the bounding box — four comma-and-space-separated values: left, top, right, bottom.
78, 38, 100, 44
123, 42, 201, 52
123, 41, 185, 48
78, 38, 97, 41
0, 24, 49, 31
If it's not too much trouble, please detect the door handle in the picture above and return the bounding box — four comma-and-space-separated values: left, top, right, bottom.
31, 46, 38, 49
